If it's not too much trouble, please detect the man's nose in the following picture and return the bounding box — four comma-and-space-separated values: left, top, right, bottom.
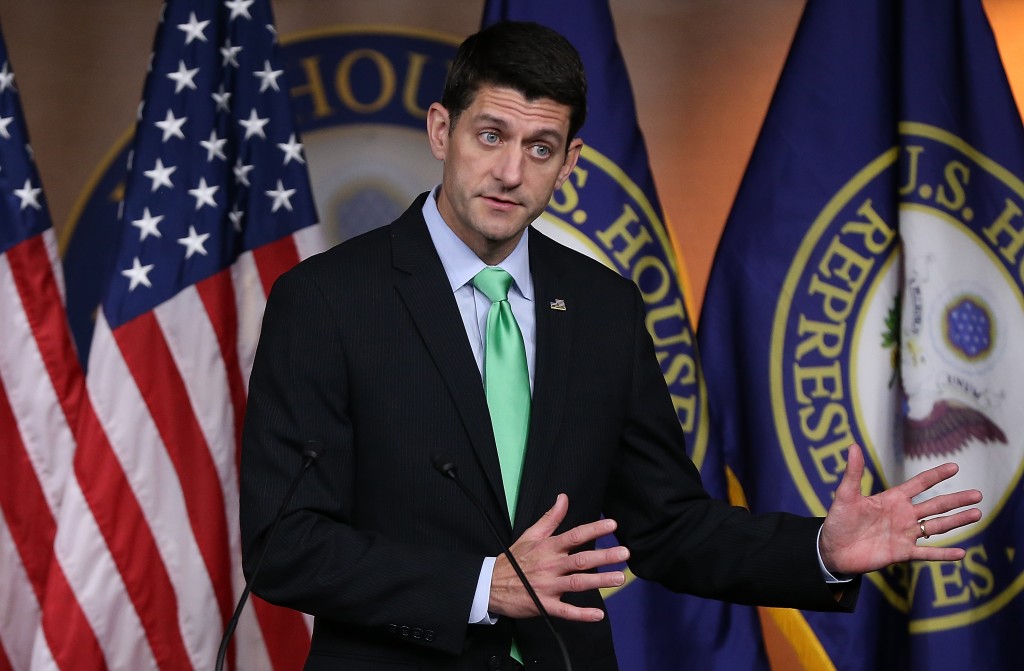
492, 146, 525, 186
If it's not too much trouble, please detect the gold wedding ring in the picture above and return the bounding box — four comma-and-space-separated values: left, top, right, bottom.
919, 520, 929, 539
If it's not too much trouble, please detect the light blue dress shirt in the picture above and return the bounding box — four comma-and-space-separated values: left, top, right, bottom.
422, 188, 536, 387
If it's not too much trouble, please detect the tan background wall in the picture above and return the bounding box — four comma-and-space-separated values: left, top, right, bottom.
3, 1, 1022, 668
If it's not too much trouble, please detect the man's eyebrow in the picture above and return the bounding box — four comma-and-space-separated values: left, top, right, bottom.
475, 113, 510, 129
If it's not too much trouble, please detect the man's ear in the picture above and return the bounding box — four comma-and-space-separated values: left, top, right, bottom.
555, 137, 584, 189
426, 102, 451, 161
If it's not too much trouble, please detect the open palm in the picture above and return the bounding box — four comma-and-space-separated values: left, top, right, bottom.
819, 443, 983, 576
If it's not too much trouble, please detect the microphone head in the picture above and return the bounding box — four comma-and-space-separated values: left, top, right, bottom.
303, 440, 323, 461
431, 454, 457, 477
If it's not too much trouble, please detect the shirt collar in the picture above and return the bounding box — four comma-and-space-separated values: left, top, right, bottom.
422, 186, 534, 301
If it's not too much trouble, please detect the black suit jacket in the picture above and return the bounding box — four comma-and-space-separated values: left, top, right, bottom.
240, 194, 857, 670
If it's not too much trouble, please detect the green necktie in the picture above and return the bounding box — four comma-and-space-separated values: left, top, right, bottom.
472, 267, 531, 519
474, 267, 530, 665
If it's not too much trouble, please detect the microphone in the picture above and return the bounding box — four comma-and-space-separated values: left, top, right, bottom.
431, 454, 572, 671
216, 441, 321, 671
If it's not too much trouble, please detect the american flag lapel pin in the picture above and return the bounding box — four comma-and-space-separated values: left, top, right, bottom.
549, 298, 566, 311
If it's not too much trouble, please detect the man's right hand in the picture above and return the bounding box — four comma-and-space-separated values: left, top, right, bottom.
487, 493, 629, 621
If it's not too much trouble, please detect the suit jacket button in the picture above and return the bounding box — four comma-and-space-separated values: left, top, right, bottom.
488, 655, 502, 670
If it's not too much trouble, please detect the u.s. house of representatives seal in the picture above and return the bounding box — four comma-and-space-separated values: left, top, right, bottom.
772, 122, 1024, 632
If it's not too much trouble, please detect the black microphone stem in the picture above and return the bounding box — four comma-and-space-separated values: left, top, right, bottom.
433, 455, 572, 671
216, 442, 320, 671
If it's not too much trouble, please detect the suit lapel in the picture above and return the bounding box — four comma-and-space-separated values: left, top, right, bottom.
389, 198, 512, 528
514, 230, 573, 534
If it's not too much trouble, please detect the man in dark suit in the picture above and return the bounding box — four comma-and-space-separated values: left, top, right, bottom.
240, 21, 982, 670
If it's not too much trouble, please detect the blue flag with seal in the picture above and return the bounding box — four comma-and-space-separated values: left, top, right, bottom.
699, 1, 1024, 668
482, 1, 769, 668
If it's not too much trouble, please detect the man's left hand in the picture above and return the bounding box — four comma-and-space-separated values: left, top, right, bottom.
819, 443, 983, 576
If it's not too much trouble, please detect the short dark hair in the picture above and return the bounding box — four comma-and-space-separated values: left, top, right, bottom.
441, 21, 588, 142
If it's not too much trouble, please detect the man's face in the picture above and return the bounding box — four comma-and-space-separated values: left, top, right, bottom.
427, 85, 582, 264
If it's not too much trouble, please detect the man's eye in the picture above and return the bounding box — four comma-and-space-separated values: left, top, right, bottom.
482, 131, 499, 144
532, 145, 551, 158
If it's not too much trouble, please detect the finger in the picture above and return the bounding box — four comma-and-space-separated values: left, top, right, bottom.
909, 546, 968, 562
917, 508, 983, 538
545, 601, 606, 622
899, 461, 960, 497
561, 569, 626, 594
561, 546, 630, 573
914, 489, 983, 519
554, 517, 618, 551
522, 493, 570, 541
836, 442, 865, 498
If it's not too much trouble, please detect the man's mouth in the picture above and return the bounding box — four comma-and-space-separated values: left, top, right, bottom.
482, 195, 519, 211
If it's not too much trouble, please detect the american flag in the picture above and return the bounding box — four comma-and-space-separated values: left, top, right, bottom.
37, 0, 323, 668
0, 21, 97, 671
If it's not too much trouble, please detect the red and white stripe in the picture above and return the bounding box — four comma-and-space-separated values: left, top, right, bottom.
38, 225, 323, 671
0, 230, 95, 671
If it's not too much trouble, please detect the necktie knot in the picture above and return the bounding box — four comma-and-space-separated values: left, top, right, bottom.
472, 267, 513, 303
